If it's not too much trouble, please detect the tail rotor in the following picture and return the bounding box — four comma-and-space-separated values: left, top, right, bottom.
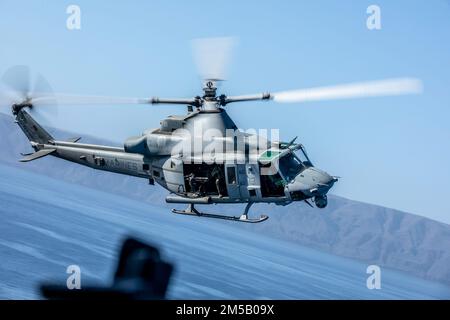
0, 65, 58, 121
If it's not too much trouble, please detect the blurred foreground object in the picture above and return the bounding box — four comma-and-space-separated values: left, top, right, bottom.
41, 238, 174, 300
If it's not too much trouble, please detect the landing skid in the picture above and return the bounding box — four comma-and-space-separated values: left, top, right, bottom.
172, 203, 268, 223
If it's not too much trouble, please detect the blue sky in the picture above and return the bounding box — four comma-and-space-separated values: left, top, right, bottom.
0, 1, 449, 223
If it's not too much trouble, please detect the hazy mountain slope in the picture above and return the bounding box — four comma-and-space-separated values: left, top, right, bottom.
1, 113, 449, 285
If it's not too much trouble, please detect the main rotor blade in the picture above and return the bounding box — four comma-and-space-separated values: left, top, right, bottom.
31, 94, 150, 106
191, 36, 237, 81
271, 78, 423, 103
31, 94, 198, 106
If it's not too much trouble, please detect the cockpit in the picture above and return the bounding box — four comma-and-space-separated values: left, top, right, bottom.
279, 147, 312, 182
258, 144, 313, 197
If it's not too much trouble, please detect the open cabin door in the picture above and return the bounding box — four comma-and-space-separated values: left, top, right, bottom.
182, 163, 228, 197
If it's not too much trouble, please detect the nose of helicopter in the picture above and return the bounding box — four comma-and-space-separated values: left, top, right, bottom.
287, 167, 338, 201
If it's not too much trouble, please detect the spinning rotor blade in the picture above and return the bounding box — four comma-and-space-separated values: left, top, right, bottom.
31, 73, 58, 118
0, 65, 196, 110
32, 95, 198, 106
33, 94, 149, 106
271, 78, 423, 103
191, 36, 237, 81
30, 77, 423, 108
0, 86, 18, 111
0, 66, 31, 111
1, 65, 32, 101
0, 66, 58, 120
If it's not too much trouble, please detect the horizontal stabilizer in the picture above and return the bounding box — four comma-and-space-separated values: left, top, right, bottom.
20, 148, 56, 162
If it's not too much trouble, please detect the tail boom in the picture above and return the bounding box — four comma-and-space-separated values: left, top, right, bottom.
14, 108, 152, 179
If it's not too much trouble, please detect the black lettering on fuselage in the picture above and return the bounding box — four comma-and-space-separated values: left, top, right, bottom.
105, 158, 138, 172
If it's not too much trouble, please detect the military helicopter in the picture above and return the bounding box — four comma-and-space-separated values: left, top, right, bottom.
0, 38, 422, 223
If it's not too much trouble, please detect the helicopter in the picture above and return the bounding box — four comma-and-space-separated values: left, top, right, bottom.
0, 38, 422, 223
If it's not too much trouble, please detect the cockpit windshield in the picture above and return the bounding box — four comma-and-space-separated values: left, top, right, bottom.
295, 145, 313, 167
277, 144, 313, 182
258, 144, 313, 183
278, 152, 305, 182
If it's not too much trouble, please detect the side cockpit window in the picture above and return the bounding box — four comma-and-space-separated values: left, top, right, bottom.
279, 153, 304, 182
259, 163, 285, 197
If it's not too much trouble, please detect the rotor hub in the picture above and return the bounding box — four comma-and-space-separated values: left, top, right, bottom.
12, 101, 32, 115
202, 100, 221, 111
202, 79, 219, 99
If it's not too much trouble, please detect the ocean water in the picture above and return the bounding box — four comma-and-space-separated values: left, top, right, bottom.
0, 164, 449, 299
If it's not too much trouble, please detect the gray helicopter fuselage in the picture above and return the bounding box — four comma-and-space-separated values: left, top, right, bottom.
122, 105, 336, 206
14, 105, 336, 208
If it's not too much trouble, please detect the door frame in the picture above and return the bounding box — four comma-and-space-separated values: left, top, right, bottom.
225, 164, 240, 199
